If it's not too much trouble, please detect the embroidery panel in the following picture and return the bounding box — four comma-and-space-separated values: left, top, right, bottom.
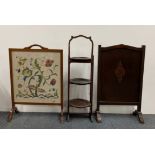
12, 51, 61, 104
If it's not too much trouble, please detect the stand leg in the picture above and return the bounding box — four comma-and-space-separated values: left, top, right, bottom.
132, 110, 137, 116
133, 110, 144, 124
15, 107, 19, 114
66, 113, 70, 121
66, 102, 70, 121
137, 112, 144, 124
8, 110, 14, 122
95, 110, 102, 123
89, 113, 93, 122
8, 107, 19, 122
60, 108, 64, 123
89, 103, 93, 122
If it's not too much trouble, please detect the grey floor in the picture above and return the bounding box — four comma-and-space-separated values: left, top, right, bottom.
0, 112, 155, 129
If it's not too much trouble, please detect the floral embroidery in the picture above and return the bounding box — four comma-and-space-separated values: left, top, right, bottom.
45, 59, 54, 67
15, 56, 59, 100
22, 68, 32, 77
50, 79, 56, 85
18, 84, 22, 88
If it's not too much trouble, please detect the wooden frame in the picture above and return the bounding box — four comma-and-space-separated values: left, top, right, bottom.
8, 44, 63, 122
96, 44, 145, 123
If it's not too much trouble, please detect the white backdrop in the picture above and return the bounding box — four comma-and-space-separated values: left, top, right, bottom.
0, 25, 154, 114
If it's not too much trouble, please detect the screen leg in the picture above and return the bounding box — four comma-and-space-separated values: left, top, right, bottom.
8, 106, 19, 122
95, 104, 102, 123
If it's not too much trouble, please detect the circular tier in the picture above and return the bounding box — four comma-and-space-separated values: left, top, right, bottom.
69, 99, 91, 108
70, 57, 92, 63
70, 78, 91, 85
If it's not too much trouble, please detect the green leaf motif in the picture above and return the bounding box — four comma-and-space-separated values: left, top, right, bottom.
22, 68, 32, 77
34, 59, 41, 69
54, 89, 58, 97
37, 75, 43, 87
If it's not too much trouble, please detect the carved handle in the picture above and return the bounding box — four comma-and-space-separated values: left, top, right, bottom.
24, 44, 48, 50
71, 35, 91, 40
68, 35, 94, 56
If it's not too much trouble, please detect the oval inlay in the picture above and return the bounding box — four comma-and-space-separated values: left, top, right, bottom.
114, 61, 126, 83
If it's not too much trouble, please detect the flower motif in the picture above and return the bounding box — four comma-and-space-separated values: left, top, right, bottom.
22, 68, 32, 77
18, 84, 22, 88
50, 79, 56, 86
45, 59, 54, 67
18, 58, 27, 66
